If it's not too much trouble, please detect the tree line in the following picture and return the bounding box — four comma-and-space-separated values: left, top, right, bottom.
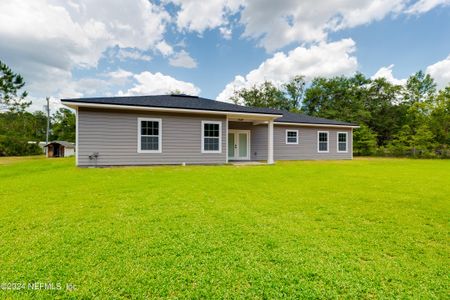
232, 73, 449, 158
1, 59, 449, 157
0, 60, 75, 156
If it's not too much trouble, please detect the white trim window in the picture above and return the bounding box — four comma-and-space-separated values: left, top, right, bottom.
202, 121, 222, 153
318, 131, 329, 153
286, 130, 299, 144
337, 132, 348, 153
138, 118, 162, 153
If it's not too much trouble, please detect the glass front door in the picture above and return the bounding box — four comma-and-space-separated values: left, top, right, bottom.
228, 132, 235, 158
228, 130, 250, 160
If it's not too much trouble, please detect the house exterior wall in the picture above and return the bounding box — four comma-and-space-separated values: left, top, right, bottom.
274, 125, 352, 160
229, 122, 353, 160
77, 107, 226, 166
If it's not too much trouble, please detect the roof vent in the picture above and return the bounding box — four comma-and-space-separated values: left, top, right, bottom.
170, 93, 199, 98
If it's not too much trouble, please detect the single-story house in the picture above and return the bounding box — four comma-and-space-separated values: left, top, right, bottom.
45, 141, 75, 158
61, 94, 359, 166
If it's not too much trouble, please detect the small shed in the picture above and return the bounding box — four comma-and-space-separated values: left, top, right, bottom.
44, 141, 75, 158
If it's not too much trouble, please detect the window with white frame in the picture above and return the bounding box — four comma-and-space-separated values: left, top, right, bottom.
138, 118, 161, 153
286, 130, 298, 144
337, 132, 348, 152
202, 121, 221, 153
318, 131, 329, 152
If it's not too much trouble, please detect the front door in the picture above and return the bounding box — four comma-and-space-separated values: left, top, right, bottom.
228, 130, 250, 160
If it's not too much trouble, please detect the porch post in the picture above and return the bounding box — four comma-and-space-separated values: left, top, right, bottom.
225, 115, 228, 163
267, 120, 274, 164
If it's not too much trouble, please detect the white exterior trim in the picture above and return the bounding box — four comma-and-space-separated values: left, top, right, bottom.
268, 120, 274, 164
137, 118, 162, 153
228, 130, 251, 160
201, 120, 222, 154
75, 107, 79, 166
351, 128, 354, 159
317, 131, 329, 153
225, 115, 229, 163
285, 129, 299, 144
62, 101, 282, 119
275, 122, 359, 129
337, 132, 348, 153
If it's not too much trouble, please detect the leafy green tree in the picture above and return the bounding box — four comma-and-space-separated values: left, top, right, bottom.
0, 60, 30, 113
303, 73, 370, 123
231, 81, 288, 110
365, 78, 404, 146
403, 71, 436, 104
0, 135, 41, 156
411, 125, 436, 157
0, 111, 45, 156
51, 108, 75, 142
429, 85, 450, 148
282, 75, 306, 111
231, 76, 307, 111
30, 111, 48, 141
387, 125, 413, 156
353, 124, 378, 156
401, 71, 437, 137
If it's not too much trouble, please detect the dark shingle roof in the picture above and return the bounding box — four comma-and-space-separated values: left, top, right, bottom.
61, 94, 357, 126
62, 94, 282, 116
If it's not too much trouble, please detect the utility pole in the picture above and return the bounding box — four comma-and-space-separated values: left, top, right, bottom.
45, 97, 50, 151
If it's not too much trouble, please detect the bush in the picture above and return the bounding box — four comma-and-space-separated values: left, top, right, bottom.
0, 135, 43, 156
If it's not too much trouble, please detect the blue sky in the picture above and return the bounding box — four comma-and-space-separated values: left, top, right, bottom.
330, 8, 450, 79
0, 0, 449, 110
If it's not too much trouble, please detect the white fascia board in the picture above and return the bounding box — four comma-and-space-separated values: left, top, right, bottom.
274, 122, 359, 129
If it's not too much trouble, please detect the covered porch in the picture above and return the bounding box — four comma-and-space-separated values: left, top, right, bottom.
226, 114, 278, 164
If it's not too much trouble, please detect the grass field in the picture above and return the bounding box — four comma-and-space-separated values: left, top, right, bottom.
0, 157, 448, 299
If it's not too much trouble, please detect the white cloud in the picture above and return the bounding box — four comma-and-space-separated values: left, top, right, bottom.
371, 64, 407, 85
169, 0, 447, 52
219, 26, 233, 40
104, 69, 134, 85
169, 0, 242, 32
240, 0, 407, 51
216, 38, 358, 102
119, 71, 200, 96
2, 0, 447, 113
117, 48, 152, 61
169, 50, 198, 68
28, 96, 65, 114
426, 54, 450, 89
106, 69, 134, 80
406, 0, 450, 14
156, 41, 174, 56
0, 0, 170, 105
168, 0, 411, 52
371, 56, 450, 89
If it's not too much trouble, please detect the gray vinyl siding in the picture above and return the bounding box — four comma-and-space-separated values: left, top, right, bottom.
273, 126, 352, 160
229, 122, 352, 161
77, 108, 226, 166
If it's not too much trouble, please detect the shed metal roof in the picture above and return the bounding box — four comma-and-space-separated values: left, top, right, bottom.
44, 141, 75, 148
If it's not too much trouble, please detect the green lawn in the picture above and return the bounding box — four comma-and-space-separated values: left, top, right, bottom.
0, 157, 448, 299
